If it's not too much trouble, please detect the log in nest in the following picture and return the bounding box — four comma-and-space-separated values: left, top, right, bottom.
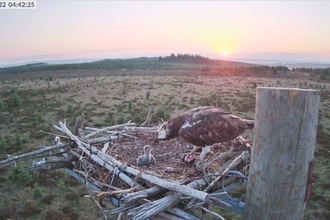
1, 115, 253, 220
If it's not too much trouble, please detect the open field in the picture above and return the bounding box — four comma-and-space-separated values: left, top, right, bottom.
0, 69, 330, 219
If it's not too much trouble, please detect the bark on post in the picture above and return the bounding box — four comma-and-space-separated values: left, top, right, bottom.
243, 87, 320, 220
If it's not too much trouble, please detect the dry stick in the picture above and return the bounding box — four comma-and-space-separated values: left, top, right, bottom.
80, 157, 109, 220
174, 139, 182, 148
156, 212, 183, 220
97, 188, 136, 197
98, 149, 211, 202
38, 130, 70, 140
116, 212, 122, 220
121, 186, 168, 204
85, 127, 137, 139
184, 202, 204, 210
203, 147, 235, 168
126, 126, 158, 133
127, 192, 182, 219
54, 121, 241, 218
85, 123, 136, 138
55, 121, 143, 218
200, 207, 226, 220
140, 108, 153, 127
124, 169, 236, 220
184, 158, 243, 211
89, 177, 121, 191
105, 204, 138, 215
185, 195, 232, 211
86, 126, 158, 133
107, 142, 117, 156
204, 154, 243, 193
180, 174, 247, 185
0, 143, 68, 167
56, 122, 144, 190
97, 153, 144, 190
70, 169, 120, 191
107, 131, 136, 139
166, 207, 200, 220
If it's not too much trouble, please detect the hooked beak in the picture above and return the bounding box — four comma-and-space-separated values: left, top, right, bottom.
154, 133, 159, 143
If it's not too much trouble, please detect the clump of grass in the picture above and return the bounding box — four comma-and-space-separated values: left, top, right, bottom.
45, 210, 63, 220
117, 115, 126, 124
63, 211, 79, 220
199, 98, 206, 106
78, 187, 89, 197
58, 179, 66, 190
133, 114, 142, 124
62, 205, 74, 214
36, 111, 45, 122
32, 183, 42, 198
117, 103, 123, 111
190, 97, 195, 104
128, 101, 132, 111
65, 192, 79, 202
15, 132, 22, 145
19, 203, 42, 218
11, 166, 32, 186
0, 94, 4, 109
0, 139, 8, 153
156, 106, 165, 118
66, 103, 74, 113
50, 100, 56, 107
146, 91, 151, 100
9, 92, 22, 107
110, 118, 116, 125
40, 194, 57, 205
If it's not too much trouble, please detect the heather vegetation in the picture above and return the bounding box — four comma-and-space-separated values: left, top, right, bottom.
0, 58, 329, 219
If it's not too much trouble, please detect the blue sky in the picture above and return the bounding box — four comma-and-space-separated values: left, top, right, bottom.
1, 1, 330, 65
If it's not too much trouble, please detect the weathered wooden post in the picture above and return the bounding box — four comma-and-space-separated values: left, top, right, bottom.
243, 87, 320, 220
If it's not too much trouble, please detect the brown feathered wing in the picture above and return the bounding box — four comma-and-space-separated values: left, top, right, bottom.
178, 107, 251, 147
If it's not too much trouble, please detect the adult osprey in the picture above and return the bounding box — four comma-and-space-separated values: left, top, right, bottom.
155, 106, 254, 164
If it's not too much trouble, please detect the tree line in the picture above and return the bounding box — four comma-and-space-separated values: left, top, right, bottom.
159, 53, 212, 64
0, 58, 183, 75
1, 55, 329, 80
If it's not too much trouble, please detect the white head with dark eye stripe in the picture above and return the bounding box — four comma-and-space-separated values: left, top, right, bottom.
157, 123, 169, 140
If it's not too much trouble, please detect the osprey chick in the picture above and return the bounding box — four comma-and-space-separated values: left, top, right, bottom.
137, 145, 155, 166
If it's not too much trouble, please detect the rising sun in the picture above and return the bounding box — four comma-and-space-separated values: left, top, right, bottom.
221, 49, 228, 56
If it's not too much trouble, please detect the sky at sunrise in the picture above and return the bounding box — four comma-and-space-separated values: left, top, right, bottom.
1, 1, 330, 66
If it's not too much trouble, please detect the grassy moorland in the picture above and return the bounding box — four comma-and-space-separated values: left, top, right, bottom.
0, 59, 330, 220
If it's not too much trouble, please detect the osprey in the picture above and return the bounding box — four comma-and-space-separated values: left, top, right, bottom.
137, 145, 155, 166
155, 106, 254, 164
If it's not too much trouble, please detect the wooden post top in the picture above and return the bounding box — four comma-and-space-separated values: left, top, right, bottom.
257, 87, 319, 91
243, 87, 320, 220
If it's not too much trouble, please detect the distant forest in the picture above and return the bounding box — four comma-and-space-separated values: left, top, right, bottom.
0, 54, 329, 80
159, 53, 213, 64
